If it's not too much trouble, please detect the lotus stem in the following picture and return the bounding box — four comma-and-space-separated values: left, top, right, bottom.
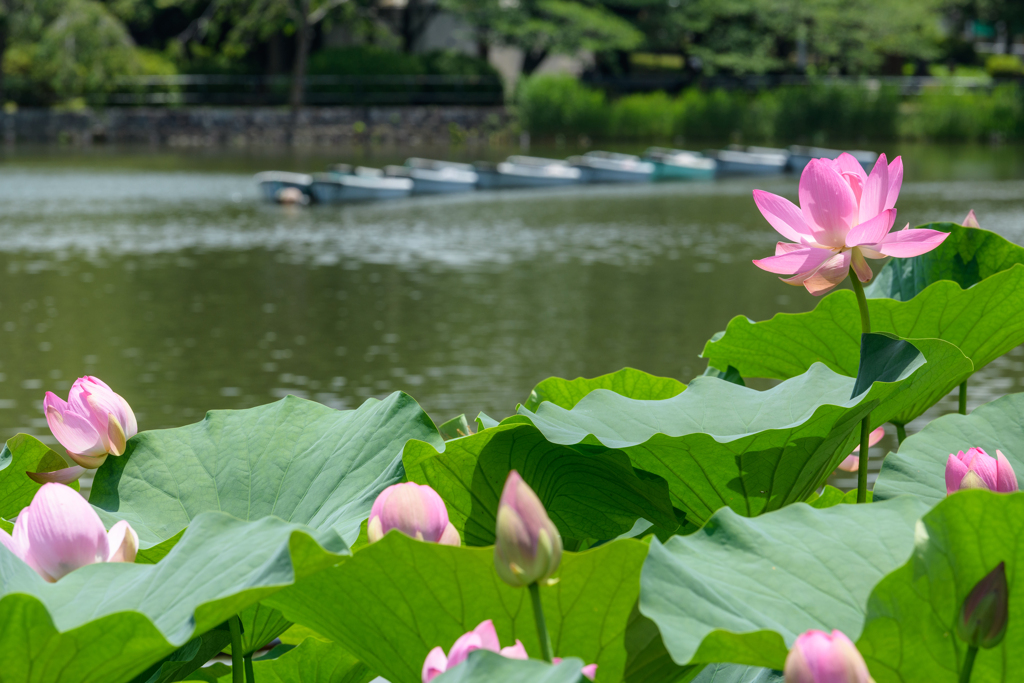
895, 423, 907, 446
959, 380, 968, 415
229, 616, 244, 683
959, 645, 978, 683
244, 653, 256, 683
849, 268, 873, 504
528, 582, 554, 663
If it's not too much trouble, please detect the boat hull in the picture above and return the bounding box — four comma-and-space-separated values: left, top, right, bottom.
475, 171, 580, 189
311, 176, 413, 203
577, 167, 654, 183
254, 172, 313, 202
650, 161, 716, 181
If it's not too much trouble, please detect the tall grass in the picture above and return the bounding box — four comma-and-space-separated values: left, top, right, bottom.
516, 74, 1023, 144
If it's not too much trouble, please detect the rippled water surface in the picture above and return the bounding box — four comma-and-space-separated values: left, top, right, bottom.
1, 143, 1023, 491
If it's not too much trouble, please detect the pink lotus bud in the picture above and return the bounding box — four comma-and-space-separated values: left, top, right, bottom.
784, 630, 873, 683
494, 470, 562, 588
44, 376, 137, 469
958, 562, 1008, 649
367, 482, 460, 546
0, 483, 138, 581
962, 210, 980, 228
837, 427, 885, 472
420, 620, 529, 683
945, 448, 1018, 495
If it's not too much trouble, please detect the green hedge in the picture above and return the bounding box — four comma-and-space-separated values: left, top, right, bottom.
516, 74, 1024, 143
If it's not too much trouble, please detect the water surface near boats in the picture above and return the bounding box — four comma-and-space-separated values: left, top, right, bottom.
0, 143, 1022, 493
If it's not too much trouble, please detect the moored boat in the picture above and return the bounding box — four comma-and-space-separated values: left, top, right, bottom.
254, 171, 314, 203
787, 146, 879, 172
643, 148, 717, 180
385, 158, 478, 194
474, 156, 582, 189
310, 166, 413, 203
705, 146, 789, 175
568, 151, 655, 183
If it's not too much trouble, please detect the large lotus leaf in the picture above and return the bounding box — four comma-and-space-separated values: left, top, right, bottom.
700, 265, 1024, 423
267, 533, 648, 683
874, 391, 1024, 504
232, 603, 294, 656
524, 368, 686, 412
90, 392, 440, 554
435, 651, 586, 683
131, 628, 231, 683
692, 665, 782, 683
0, 512, 348, 683
857, 491, 1024, 682
864, 223, 1024, 301
508, 338, 968, 526
638, 496, 930, 670
403, 422, 678, 546
0, 433, 78, 519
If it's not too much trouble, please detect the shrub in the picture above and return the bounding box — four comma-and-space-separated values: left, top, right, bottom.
516, 74, 609, 137
607, 91, 680, 140
900, 84, 1024, 142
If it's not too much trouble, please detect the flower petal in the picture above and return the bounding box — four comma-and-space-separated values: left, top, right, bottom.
422, 647, 448, 683
782, 251, 851, 296
439, 523, 461, 547
753, 190, 815, 243
995, 450, 1019, 493
798, 160, 858, 248
885, 156, 903, 210
858, 154, 889, 224
850, 248, 874, 283
22, 483, 109, 581
874, 227, 951, 258
846, 209, 897, 248
962, 210, 980, 228
106, 520, 139, 563
580, 664, 598, 681
44, 396, 106, 459
753, 247, 833, 275
837, 455, 860, 472
775, 241, 806, 256
946, 453, 970, 495
27, 466, 87, 485
471, 620, 501, 653
499, 641, 529, 660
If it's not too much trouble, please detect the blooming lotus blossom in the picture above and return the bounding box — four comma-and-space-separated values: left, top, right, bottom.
494, 470, 562, 588
420, 620, 597, 683
784, 629, 874, 683
44, 376, 137, 469
367, 482, 460, 546
0, 483, 138, 581
753, 154, 949, 295
837, 427, 885, 472
945, 448, 1018, 495
958, 562, 1008, 649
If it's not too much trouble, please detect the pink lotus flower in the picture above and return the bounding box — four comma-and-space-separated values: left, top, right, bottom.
784, 629, 874, 683
945, 448, 1018, 495
367, 482, 460, 546
494, 470, 562, 588
44, 376, 137, 469
837, 427, 885, 472
753, 154, 949, 295
421, 620, 597, 682
0, 483, 138, 581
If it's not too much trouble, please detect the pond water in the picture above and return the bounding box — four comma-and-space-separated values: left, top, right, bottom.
1, 143, 1022, 493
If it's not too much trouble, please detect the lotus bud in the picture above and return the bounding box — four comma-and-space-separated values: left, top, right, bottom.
784, 630, 874, 683
962, 210, 980, 228
0, 483, 139, 581
44, 376, 137, 470
945, 448, 1018, 495
494, 470, 562, 588
958, 562, 1008, 649
367, 482, 460, 546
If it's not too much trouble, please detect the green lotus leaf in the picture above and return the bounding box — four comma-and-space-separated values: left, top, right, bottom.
268, 533, 649, 683
692, 664, 782, 683
857, 491, 1024, 682
638, 496, 930, 670
131, 627, 231, 683
508, 337, 968, 526
193, 637, 373, 683
231, 603, 294, 657
524, 368, 687, 412
874, 391, 1024, 504
435, 651, 586, 683
438, 414, 475, 440
0, 433, 78, 518
0, 512, 348, 683
403, 422, 678, 546
864, 223, 1024, 301
90, 392, 441, 556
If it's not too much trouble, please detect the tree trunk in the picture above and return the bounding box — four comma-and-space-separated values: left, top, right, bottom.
288, 0, 311, 143
521, 49, 548, 76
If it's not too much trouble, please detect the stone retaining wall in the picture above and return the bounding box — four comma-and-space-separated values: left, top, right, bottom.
0, 106, 515, 147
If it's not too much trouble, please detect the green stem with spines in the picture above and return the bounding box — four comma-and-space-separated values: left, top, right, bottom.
849, 268, 872, 504
959, 380, 968, 415
528, 582, 553, 663
895, 422, 907, 446
244, 653, 256, 683
228, 617, 244, 683
959, 645, 978, 683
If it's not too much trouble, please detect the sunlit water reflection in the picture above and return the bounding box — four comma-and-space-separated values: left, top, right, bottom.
1, 143, 1022, 494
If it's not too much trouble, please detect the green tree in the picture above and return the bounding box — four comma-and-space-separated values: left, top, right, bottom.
439, 0, 644, 75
